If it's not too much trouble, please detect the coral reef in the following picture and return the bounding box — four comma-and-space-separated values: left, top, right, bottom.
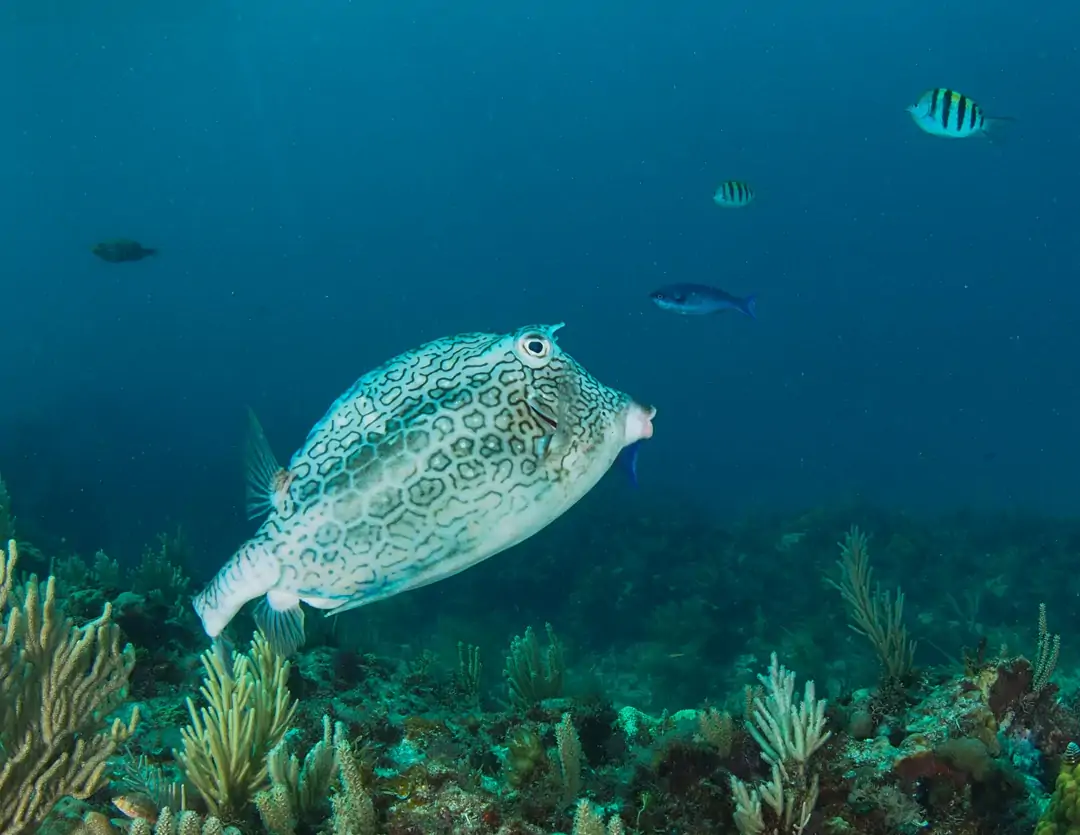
0, 539, 138, 834
2, 478, 1077, 835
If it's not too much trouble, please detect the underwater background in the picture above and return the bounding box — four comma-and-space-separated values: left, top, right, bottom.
3, 1, 1080, 834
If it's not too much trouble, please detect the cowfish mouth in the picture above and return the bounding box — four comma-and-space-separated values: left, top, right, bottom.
626, 401, 656, 442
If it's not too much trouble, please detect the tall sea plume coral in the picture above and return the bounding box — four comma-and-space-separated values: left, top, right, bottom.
730, 653, 831, 835
0, 539, 139, 833
828, 525, 916, 680
177, 631, 298, 820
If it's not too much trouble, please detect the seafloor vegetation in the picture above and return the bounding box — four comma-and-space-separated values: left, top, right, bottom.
2, 473, 1080, 835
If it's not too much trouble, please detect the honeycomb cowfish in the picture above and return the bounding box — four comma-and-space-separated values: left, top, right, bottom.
193, 323, 656, 655
92, 239, 157, 262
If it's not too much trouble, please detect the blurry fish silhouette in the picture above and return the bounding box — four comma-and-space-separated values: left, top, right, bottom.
713, 180, 756, 208
92, 239, 157, 263
650, 283, 757, 319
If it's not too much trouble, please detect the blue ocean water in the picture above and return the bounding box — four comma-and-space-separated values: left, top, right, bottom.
7, 6, 1080, 834
3, 1, 1078, 560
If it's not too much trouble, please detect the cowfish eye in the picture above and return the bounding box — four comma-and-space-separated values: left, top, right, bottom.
516, 333, 554, 368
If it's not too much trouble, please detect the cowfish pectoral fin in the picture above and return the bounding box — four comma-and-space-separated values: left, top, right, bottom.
254, 592, 306, 656
245, 408, 285, 520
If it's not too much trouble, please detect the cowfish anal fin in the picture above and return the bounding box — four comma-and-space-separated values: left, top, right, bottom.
245, 408, 284, 521
617, 441, 643, 488
254, 592, 306, 657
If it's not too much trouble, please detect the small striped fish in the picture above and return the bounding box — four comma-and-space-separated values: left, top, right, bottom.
713, 180, 755, 208
907, 89, 1012, 139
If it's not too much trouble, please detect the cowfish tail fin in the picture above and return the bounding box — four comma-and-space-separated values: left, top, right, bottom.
255, 592, 306, 657
617, 440, 643, 488
245, 408, 284, 520
141, 247, 158, 257
741, 294, 758, 320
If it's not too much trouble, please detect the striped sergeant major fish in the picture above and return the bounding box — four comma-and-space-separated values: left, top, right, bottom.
907, 89, 1013, 140
713, 180, 755, 208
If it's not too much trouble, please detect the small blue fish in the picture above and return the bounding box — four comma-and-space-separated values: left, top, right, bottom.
617, 440, 644, 488
649, 283, 757, 319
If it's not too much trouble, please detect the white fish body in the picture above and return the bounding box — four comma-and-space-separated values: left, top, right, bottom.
193, 323, 655, 653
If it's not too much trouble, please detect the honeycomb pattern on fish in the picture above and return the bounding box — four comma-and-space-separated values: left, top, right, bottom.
193, 323, 654, 643
272, 332, 614, 593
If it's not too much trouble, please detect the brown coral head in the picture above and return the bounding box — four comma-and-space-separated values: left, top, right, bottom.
893, 751, 966, 791
402, 715, 448, 742
987, 659, 1033, 719
655, 740, 724, 796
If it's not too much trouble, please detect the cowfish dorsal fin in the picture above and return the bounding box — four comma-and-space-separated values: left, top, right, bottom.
245, 408, 285, 521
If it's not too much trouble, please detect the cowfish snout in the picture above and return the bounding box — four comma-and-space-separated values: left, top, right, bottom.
625, 401, 656, 442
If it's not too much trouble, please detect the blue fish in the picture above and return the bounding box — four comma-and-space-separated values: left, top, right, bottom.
649, 283, 757, 319
617, 440, 644, 488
